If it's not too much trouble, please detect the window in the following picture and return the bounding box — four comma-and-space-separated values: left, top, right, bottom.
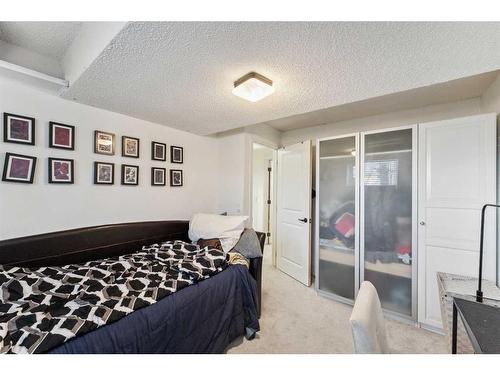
364, 159, 398, 186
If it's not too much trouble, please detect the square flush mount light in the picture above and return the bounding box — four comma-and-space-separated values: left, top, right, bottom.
232, 72, 274, 102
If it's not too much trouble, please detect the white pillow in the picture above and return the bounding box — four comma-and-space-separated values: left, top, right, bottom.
189, 213, 248, 253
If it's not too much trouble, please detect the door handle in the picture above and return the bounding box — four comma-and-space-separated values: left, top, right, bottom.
298, 218, 308, 223
419, 221, 425, 226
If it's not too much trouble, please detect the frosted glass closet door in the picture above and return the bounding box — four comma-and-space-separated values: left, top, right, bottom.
317, 136, 358, 300
361, 128, 415, 317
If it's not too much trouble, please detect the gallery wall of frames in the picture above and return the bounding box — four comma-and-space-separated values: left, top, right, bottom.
2, 112, 184, 187
0, 77, 222, 241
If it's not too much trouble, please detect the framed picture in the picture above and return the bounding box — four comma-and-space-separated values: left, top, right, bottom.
94, 130, 115, 155
170, 146, 183, 164
151, 167, 166, 186
94, 162, 114, 185
49, 122, 75, 150
2, 153, 37, 183
122, 136, 140, 158
3, 113, 35, 145
121, 164, 139, 185
48, 157, 74, 184
151, 141, 166, 161
170, 169, 183, 187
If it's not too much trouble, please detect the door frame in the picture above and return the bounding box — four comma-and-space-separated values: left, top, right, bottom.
315, 133, 360, 305
360, 124, 418, 322
249, 137, 278, 266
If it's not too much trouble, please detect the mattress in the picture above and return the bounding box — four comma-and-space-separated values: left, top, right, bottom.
49, 264, 259, 354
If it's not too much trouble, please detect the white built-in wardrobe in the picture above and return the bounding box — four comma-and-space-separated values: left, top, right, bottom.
315, 114, 497, 328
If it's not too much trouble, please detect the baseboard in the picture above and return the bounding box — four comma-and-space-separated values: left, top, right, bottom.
418, 322, 445, 335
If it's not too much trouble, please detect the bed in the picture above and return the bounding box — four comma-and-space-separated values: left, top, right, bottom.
0, 220, 264, 354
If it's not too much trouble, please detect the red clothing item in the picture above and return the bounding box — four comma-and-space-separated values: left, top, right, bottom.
335, 212, 355, 238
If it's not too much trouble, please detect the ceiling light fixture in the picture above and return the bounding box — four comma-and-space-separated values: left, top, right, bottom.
232, 72, 274, 102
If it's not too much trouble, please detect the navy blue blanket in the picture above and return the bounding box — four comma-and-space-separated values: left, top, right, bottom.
49, 265, 259, 354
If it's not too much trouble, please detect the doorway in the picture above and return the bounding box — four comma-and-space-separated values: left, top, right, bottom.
251, 142, 275, 262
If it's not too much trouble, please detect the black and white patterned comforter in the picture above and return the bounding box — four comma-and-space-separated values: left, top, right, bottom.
0, 241, 227, 354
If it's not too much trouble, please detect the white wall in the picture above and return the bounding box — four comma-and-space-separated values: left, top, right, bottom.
280, 98, 483, 146
481, 74, 500, 283
215, 126, 280, 219
215, 130, 248, 216
0, 75, 219, 240
481, 74, 500, 116
244, 123, 281, 147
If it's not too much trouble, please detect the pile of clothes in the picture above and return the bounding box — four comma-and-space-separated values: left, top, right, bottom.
319, 200, 412, 264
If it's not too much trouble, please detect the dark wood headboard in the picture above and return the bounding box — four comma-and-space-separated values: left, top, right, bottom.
0, 220, 190, 267
0, 220, 264, 317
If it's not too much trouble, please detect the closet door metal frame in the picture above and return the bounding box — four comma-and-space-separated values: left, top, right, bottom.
315, 133, 360, 305
359, 124, 418, 322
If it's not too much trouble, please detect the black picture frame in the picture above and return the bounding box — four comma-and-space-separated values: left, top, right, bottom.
170, 169, 183, 187
3, 112, 35, 145
2, 152, 37, 183
151, 167, 166, 186
94, 130, 115, 155
122, 136, 140, 158
170, 145, 184, 164
49, 122, 75, 150
48, 157, 74, 184
151, 141, 166, 161
94, 161, 114, 185
121, 164, 139, 186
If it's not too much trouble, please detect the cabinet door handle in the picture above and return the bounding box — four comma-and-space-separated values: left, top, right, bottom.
298, 218, 308, 223
419, 221, 426, 226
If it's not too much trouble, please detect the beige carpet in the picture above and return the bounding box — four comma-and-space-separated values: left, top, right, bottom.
227, 246, 448, 354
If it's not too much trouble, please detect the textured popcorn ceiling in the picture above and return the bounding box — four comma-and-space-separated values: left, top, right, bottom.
262, 71, 500, 131
0, 22, 82, 60
5, 22, 500, 135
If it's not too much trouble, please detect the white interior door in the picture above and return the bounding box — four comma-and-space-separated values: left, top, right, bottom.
418, 113, 497, 329
277, 141, 312, 285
